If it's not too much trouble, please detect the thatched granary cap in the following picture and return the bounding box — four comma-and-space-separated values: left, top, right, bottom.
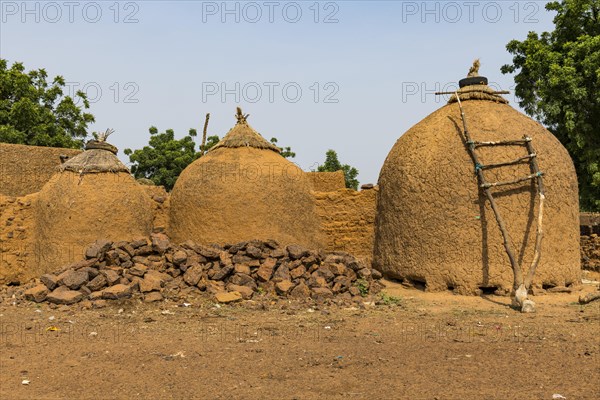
448, 59, 509, 104
59, 135, 129, 174
209, 107, 281, 153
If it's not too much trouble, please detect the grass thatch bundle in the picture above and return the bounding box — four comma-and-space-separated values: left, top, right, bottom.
209, 107, 281, 153
60, 140, 129, 174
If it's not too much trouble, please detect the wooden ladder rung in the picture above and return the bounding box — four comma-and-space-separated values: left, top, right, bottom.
478, 154, 537, 171
481, 172, 543, 189
471, 138, 532, 147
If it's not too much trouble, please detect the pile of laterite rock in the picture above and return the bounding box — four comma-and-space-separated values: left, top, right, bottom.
23, 234, 384, 306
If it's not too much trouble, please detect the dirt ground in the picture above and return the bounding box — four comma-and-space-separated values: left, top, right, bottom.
1, 281, 598, 400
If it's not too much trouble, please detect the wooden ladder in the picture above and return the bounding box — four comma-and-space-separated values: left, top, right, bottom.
455, 95, 545, 292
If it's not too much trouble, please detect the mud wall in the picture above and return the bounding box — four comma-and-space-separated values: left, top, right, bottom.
313, 188, 378, 266
0, 194, 38, 284
580, 213, 600, 235
306, 171, 346, 192
141, 185, 170, 234
581, 234, 599, 272
0, 143, 82, 197
580, 213, 599, 273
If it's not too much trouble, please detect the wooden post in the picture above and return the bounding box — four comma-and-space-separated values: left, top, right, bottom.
200, 113, 210, 155
524, 137, 545, 289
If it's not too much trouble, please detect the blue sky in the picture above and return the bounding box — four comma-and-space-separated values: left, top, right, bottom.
0, 1, 556, 185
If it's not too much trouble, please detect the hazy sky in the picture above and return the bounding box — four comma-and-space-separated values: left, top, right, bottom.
0, 1, 555, 185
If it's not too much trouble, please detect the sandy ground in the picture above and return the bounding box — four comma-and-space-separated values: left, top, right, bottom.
1, 281, 599, 400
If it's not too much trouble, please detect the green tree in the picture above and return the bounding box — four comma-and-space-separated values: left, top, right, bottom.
317, 149, 360, 190
201, 134, 220, 153
501, 0, 600, 211
269, 137, 296, 158
0, 59, 95, 148
124, 127, 203, 191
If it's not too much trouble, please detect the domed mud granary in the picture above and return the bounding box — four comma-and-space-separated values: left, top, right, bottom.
169, 108, 322, 248
373, 62, 581, 295
34, 132, 153, 274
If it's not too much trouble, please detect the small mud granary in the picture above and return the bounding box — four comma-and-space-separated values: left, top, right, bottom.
34, 132, 153, 274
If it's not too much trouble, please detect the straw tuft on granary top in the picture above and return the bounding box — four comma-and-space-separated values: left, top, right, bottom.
59, 129, 130, 174
209, 107, 281, 153
447, 59, 509, 104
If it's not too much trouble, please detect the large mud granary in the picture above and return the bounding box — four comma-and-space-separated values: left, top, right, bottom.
373, 66, 581, 294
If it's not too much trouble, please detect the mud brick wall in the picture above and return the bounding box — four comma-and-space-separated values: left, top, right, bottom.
306, 171, 346, 192
0, 194, 39, 284
580, 213, 600, 235
313, 188, 378, 266
580, 213, 599, 272
141, 185, 170, 234
581, 234, 599, 272
0, 143, 82, 197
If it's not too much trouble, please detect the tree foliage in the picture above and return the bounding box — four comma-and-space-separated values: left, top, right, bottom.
317, 149, 360, 190
202, 134, 221, 153
501, 0, 600, 211
0, 58, 95, 148
270, 137, 296, 158
124, 127, 211, 191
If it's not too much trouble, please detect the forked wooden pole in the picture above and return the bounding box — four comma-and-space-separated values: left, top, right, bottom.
455, 95, 523, 291
200, 113, 210, 155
